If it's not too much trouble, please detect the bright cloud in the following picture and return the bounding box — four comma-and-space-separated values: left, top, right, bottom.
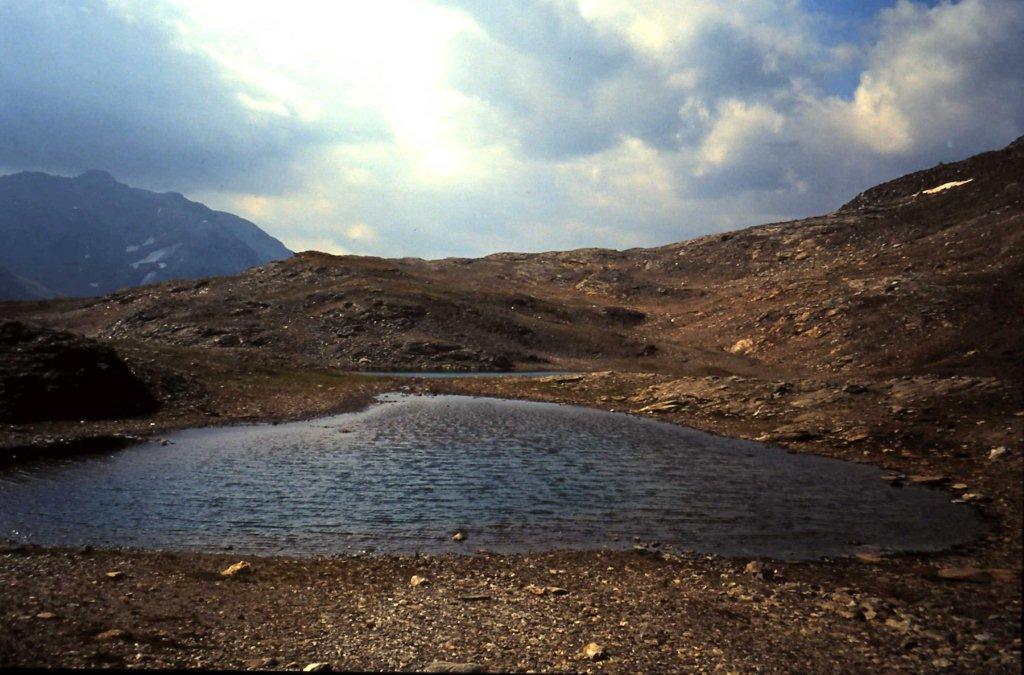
1, 0, 1021, 258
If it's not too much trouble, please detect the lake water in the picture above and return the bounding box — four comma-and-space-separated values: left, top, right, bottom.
0, 394, 983, 559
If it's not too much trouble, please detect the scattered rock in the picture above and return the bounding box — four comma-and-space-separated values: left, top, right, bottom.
105, 570, 124, 580
35, 612, 56, 620
907, 475, 946, 486
451, 532, 466, 542
526, 584, 569, 596
95, 629, 127, 641
637, 400, 684, 414
410, 575, 429, 588
988, 446, 1007, 460
854, 551, 885, 564
959, 492, 989, 503
457, 593, 491, 602
302, 663, 331, 672
743, 560, 773, 580
582, 642, 607, 661
423, 661, 484, 673
220, 561, 253, 577
728, 338, 754, 354
884, 617, 911, 632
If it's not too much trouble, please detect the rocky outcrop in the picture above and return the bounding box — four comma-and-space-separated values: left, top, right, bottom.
0, 321, 156, 423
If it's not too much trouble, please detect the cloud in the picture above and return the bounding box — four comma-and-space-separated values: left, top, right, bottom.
1, 0, 1021, 259
0, 0, 384, 193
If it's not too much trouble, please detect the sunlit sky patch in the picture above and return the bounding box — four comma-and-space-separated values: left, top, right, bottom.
1, 0, 1021, 258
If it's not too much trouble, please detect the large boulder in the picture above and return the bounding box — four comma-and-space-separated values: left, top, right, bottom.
0, 321, 156, 423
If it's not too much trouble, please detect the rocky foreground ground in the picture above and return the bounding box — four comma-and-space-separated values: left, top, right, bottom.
0, 543, 1018, 672
0, 140, 1021, 671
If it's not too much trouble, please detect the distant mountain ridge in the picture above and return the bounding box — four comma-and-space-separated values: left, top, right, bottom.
0, 170, 292, 299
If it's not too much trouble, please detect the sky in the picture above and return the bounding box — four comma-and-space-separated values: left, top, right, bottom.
1, 0, 1022, 258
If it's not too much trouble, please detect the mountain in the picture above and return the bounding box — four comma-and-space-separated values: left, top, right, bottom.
0, 170, 291, 299
8, 136, 1021, 384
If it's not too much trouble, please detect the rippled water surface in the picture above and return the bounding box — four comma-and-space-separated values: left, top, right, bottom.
0, 394, 983, 559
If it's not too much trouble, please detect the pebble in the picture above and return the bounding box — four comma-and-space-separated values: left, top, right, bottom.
410, 575, 429, 587
220, 561, 253, 577
907, 475, 946, 486
302, 663, 331, 672
95, 628, 126, 641
582, 642, 607, 660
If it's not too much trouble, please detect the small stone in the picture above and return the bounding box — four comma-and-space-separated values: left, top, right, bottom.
960, 492, 989, 503
458, 593, 491, 602
728, 338, 754, 354
744, 560, 765, 577
855, 551, 885, 564
423, 662, 484, 673
526, 584, 547, 596
525, 584, 569, 596
220, 561, 253, 577
35, 612, 56, 620
950, 483, 969, 490
451, 532, 466, 542
884, 617, 911, 632
105, 571, 124, 579
410, 575, 429, 587
988, 446, 1007, 461
303, 663, 331, 672
96, 628, 127, 641
907, 475, 946, 486
582, 642, 607, 660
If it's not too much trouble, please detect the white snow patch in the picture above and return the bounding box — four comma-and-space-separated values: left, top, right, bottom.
131, 243, 180, 269
89, 282, 99, 288
125, 236, 157, 254
158, 262, 167, 269
141, 271, 158, 284
921, 178, 973, 195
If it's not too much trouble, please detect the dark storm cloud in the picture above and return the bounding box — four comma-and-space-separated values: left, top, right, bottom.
0, 0, 384, 193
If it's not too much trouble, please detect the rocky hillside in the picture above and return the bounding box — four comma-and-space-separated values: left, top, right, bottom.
0, 321, 155, 423
4, 137, 1022, 383
0, 169, 291, 299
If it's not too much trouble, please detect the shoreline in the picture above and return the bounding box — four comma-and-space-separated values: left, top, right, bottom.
1, 368, 1020, 671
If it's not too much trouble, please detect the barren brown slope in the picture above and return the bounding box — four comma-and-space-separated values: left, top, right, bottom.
0, 137, 1021, 675
5, 136, 1022, 385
